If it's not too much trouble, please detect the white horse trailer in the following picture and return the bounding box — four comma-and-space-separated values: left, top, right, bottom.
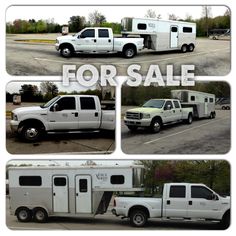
171, 90, 216, 119
121, 17, 196, 53
8, 165, 144, 222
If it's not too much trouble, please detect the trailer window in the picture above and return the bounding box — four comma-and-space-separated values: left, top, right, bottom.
183, 27, 192, 33
54, 177, 66, 186
80, 97, 96, 110
210, 98, 214, 103
99, 29, 109, 38
191, 96, 195, 101
137, 23, 147, 30
171, 27, 178, 32
205, 98, 208, 102
191, 186, 213, 199
19, 176, 42, 186
79, 179, 87, 192
110, 175, 125, 184
173, 101, 180, 108
169, 186, 186, 198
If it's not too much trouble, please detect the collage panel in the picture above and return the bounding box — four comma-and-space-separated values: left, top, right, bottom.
6, 159, 230, 230
6, 81, 115, 154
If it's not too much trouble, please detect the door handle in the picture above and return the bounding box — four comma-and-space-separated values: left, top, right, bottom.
95, 112, 98, 117
189, 200, 192, 205
72, 112, 78, 117
94, 39, 97, 43
108, 39, 111, 43
167, 200, 171, 205
53, 193, 56, 196
76, 193, 79, 196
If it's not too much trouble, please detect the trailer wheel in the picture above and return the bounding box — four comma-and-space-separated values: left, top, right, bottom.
33, 208, 48, 223
209, 112, 214, 119
222, 106, 225, 110
16, 207, 32, 222
130, 209, 148, 227
149, 118, 162, 133
127, 126, 138, 132
188, 44, 195, 52
20, 124, 44, 142
186, 113, 193, 124
60, 44, 74, 58
181, 44, 188, 53
123, 45, 136, 58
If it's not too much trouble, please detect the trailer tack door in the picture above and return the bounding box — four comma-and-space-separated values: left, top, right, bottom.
52, 176, 69, 213
75, 175, 92, 213
170, 26, 178, 48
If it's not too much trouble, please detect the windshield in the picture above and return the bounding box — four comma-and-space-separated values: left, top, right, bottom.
40, 96, 60, 108
142, 99, 165, 108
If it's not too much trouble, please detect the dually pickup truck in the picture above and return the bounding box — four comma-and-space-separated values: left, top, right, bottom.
10, 95, 115, 142
124, 99, 193, 133
112, 183, 230, 229
55, 27, 144, 58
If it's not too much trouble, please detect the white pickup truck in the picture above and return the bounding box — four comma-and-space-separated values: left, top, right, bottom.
10, 95, 115, 142
112, 183, 230, 229
124, 99, 193, 133
55, 27, 144, 58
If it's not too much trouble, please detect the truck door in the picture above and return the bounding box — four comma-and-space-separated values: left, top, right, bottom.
163, 101, 175, 123
75, 29, 97, 51
96, 29, 113, 52
78, 97, 101, 129
187, 185, 223, 219
204, 97, 208, 116
173, 100, 182, 120
52, 176, 69, 213
164, 185, 188, 218
170, 26, 178, 48
47, 96, 79, 130
75, 175, 92, 213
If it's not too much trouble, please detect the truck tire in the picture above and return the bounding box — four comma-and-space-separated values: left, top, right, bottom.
209, 112, 215, 119
222, 106, 225, 110
219, 211, 230, 229
185, 113, 193, 124
60, 45, 74, 58
181, 44, 188, 53
16, 207, 32, 222
33, 208, 48, 223
149, 118, 162, 133
188, 44, 195, 52
130, 209, 148, 227
123, 45, 136, 58
127, 126, 138, 132
20, 124, 43, 142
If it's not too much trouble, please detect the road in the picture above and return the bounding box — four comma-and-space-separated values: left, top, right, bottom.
121, 110, 231, 154
6, 34, 230, 76
5, 197, 219, 230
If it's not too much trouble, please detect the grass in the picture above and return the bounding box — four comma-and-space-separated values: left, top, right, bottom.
14, 39, 56, 44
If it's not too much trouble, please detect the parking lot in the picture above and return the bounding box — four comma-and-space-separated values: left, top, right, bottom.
6, 103, 115, 154
5, 197, 219, 230
121, 110, 231, 154
6, 34, 230, 76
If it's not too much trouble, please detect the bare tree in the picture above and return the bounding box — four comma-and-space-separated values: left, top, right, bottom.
202, 6, 212, 37
145, 9, 157, 18
88, 10, 106, 26
168, 14, 179, 21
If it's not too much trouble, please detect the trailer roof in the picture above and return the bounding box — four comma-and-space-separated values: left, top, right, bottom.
171, 89, 215, 96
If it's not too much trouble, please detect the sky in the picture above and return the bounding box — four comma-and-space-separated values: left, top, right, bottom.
6, 81, 96, 94
6, 5, 229, 25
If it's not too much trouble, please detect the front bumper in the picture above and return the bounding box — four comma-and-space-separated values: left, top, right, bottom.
124, 117, 151, 127
10, 120, 19, 133
55, 43, 59, 51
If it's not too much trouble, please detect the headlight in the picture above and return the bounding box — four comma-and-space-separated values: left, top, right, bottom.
11, 112, 18, 121
141, 113, 150, 119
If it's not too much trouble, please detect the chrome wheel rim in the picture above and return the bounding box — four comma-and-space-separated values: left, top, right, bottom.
19, 210, 28, 220
126, 49, 134, 57
153, 122, 160, 132
26, 128, 38, 139
35, 211, 44, 221
133, 213, 144, 225
62, 48, 71, 56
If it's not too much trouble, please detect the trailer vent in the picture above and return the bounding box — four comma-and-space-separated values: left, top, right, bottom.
126, 112, 141, 120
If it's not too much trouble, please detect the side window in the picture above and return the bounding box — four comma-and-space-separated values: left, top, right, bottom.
173, 101, 180, 108
164, 101, 173, 110
80, 29, 95, 38
19, 176, 42, 186
191, 96, 195, 101
183, 27, 193, 33
54, 177, 66, 186
137, 23, 147, 30
205, 98, 208, 102
110, 175, 125, 184
171, 26, 178, 32
210, 98, 214, 103
191, 186, 213, 199
98, 29, 109, 38
80, 97, 96, 110
55, 97, 76, 111
169, 186, 186, 198
79, 179, 88, 192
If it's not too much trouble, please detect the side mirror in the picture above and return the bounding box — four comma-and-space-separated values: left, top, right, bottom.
164, 104, 171, 110
53, 103, 59, 112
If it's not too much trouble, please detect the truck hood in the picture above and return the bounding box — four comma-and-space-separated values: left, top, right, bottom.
12, 106, 46, 114
57, 35, 75, 41
127, 107, 162, 114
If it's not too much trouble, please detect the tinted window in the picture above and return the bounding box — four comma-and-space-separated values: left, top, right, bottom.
56, 97, 76, 111
210, 98, 214, 103
173, 101, 180, 108
205, 98, 208, 102
54, 177, 66, 186
171, 27, 178, 32
80, 29, 95, 38
169, 186, 186, 198
183, 27, 192, 33
164, 101, 173, 110
191, 186, 213, 199
110, 175, 125, 184
79, 179, 87, 192
191, 96, 195, 101
19, 176, 42, 186
138, 23, 147, 30
99, 29, 109, 38
80, 97, 96, 110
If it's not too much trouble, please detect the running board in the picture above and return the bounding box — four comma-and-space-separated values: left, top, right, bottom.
47, 130, 100, 134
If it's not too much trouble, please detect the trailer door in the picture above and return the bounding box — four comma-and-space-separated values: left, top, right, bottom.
204, 97, 208, 116
75, 175, 92, 213
170, 26, 178, 48
52, 176, 69, 213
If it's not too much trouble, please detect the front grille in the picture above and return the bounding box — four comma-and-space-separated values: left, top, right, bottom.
126, 112, 141, 120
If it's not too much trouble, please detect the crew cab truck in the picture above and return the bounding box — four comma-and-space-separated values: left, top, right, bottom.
112, 183, 230, 229
124, 99, 193, 133
55, 27, 144, 58
10, 95, 115, 142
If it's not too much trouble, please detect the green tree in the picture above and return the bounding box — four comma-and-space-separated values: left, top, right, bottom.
69, 16, 86, 32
